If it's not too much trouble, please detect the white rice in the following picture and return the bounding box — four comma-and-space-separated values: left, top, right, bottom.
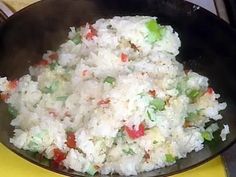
0, 16, 228, 176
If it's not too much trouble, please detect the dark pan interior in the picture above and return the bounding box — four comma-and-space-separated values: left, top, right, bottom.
0, 0, 236, 176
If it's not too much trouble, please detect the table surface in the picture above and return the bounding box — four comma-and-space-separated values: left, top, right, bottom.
0, 0, 228, 177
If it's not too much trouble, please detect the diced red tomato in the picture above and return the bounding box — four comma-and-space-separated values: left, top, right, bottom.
8, 80, 18, 90
148, 90, 156, 97
0, 93, 9, 102
66, 132, 76, 148
53, 148, 66, 164
49, 52, 58, 61
120, 53, 128, 62
124, 123, 145, 139
97, 98, 110, 106
86, 25, 97, 40
207, 87, 214, 94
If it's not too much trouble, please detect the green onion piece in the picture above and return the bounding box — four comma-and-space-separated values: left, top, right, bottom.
150, 98, 165, 111
147, 110, 152, 120
165, 154, 176, 163
41, 81, 59, 94
56, 96, 68, 101
103, 76, 116, 85
41, 87, 51, 94
186, 89, 200, 100
122, 148, 136, 155
8, 105, 18, 117
72, 33, 81, 45
145, 19, 166, 43
201, 131, 214, 141
147, 109, 157, 122
185, 111, 198, 121
86, 164, 97, 176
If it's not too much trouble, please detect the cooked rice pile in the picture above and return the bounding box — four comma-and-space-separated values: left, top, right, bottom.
0, 16, 229, 176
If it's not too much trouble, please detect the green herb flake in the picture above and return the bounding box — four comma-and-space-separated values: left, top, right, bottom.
41, 81, 59, 94
147, 109, 157, 122
145, 19, 166, 43
8, 105, 18, 117
150, 98, 165, 111
72, 33, 81, 45
185, 111, 199, 121
56, 96, 68, 101
122, 148, 136, 155
103, 76, 116, 85
153, 140, 158, 144
49, 62, 59, 70
165, 154, 176, 163
201, 131, 214, 141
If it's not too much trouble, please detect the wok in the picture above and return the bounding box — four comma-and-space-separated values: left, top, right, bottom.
0, 0, 236, 176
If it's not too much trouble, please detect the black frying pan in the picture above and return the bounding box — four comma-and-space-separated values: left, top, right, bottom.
0, 0, 236, 176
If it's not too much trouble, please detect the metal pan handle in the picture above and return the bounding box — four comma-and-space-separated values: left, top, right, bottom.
0, 1, 13, 24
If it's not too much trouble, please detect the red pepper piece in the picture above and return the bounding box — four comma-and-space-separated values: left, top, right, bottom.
8, 80, 18, 90
148, 90, 156, 97
121, 53, 128, 62
124, 123, 145, 139
49, 52, 58, 61
66, 132, 76, 148
0, 93, 9, 102
82, 70, 88, 76
207, 87, 214, 94
53, 148, 66, 164
36, 59, 49, 66
86, 25, 97, 40
97, 98, 110, 106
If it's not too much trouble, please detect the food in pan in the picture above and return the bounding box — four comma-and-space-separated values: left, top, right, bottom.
0, 16, 229, 176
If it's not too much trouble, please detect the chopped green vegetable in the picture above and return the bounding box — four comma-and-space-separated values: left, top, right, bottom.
72, 33, 81, 45
201, 131, 214, 141
176, 79, 187, 94
122, 148, 136, 155
153, 140, 158, 144
41, 81, 59, 94
56, 96, 68, 101
147, 110, 152, 119
150, 98, 165, 111
186, 89, 201, 100
8, 105, 18, 117
185, 111, 199, 121
86, 164, 97, 176
165, 154, 176, 163
49, 62, 59, 70
27, 132, 46, 152
145, 19, 166, 43
103, 76, 116, 85
147, 109, 157, 122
